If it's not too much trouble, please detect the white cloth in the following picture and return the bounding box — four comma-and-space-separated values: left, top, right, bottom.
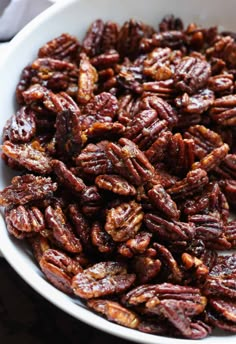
0, 0, 62, 40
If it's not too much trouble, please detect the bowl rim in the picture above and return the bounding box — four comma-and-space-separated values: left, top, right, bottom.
0, 1, 236, 343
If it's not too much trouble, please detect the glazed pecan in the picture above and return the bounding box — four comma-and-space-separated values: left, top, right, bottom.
79, 186, 103, 217
77, 52, 98, 104
131, 256, 161, 284
215, 154, 236, 179
82, 19, 105, 57
5, 205, 45, 239
28, 234, 51, 262
85, 122, 125, 141
144, 213, 195, 242
107, 138, 155, 186
75, 141, 113, 176
72, 261, 136, 299
51, 160, 86, 193
181, 253, 209, 283
16, 58, 78, 103
117, 94, 141, 125
105, 200, 143, 242
219, 179, 236, 207
100, 21, 119, 52
2, 140, 52, 174
67, 204, 91, 249
143, 47, 173, 81
207, 298, 236, 332
3, 106, 36, 143
38, 33, 79, 62
225, 221, 236, 248
118, 231, 152, 258
40, 249, 83, 294
116, 61, 143, 94
159, 15, 184, 32
45, 205, 82, 253
167, 168, 209, 200
142, 79, 176, 100
174, 56, 211, 94
208, 73, 234, 96
140, 31, 185, 51
206, 35, 236, 67
87, 299, 140, 328
189, 214, 224, 241
209, 94, 236, 126
90, 49, 120, 69
91, 221, 115, 254
175, 89, 215, 115
145, 131, 172, 165
0, 174, 57, 206
95, 174, 136, 196
147, 183, 179, 220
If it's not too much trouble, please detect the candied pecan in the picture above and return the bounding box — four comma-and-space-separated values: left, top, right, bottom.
225, 221, 236, 248
189, 214, 224, 241
174, 56, 211, 94
132, 256, 161, 284
75, 141, 113, 176
38, 33, 79, 62
116, 61, 143, 94
153, 243, 183, 283
87, 299, 140, 328
51, 160, 85, 193
118, 231, 152, 258
124, 110, 168, 150
40, 249, 83, 294
140, 95, 178, 128
100, 21, 119, 52
77, 52, 98, 104
181, 253, 209, 283
5, 205, 45, 239
184, 124, 224, 159
72, 261, 136, 299
117, 19, 153, 59
208, 73, 234, 96
28, 234, 51, 263
82, 19, 105, 57
206, 309, 236, 333
140, 31, 186, 51
142, 79, 176, 100
167, 168, 209, 200
3, 106, 36, 143
147, 184, 179, 220
105, 200, 143, 242
220, 179, 236, 207
137, 319, 179, 336
192, 143, 229, 172
206, 35, 236, 67
145, 213, 195, 242
166, 133, 195, 176
209, 94, 236, 126
45, 205, 82, 253
175, 113, 202, 129
215, 154, 236, 179
80, 185, 103, 217
208, 298, 236, 323
107, 138, 155, 186
0, 174, 57, 206
175, 89, 214, 115
16, 58, 78, 103
2, 140, 52, 174
159, 15, 184, 32
67, 204, 91, 249
143, 47, 174, 81
95, 174, 136, 196
86, 122, 125, 140
91, 221, 115, 254
145, 131, 172, 165
90, 49, 119, 69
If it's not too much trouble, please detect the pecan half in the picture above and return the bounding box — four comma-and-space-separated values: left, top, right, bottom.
95, 174, 136, 196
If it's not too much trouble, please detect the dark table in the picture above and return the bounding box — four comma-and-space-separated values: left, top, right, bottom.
0, 258, 131, 344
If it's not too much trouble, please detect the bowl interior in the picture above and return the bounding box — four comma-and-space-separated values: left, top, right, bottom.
0, 0, 236, 343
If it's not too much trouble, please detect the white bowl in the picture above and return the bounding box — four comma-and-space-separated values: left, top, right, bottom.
0, 0, 236, 343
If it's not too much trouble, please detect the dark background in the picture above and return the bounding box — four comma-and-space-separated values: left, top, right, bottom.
0, 259, 132, 344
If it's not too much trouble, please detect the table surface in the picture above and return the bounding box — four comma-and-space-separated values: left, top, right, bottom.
0, 42, 132, 344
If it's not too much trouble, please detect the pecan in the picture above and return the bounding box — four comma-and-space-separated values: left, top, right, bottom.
105, 200, 143, 242
215, 154, 236, 179
28, 234, 51, 262
67, 204, 91, 249
145, 131, 172, 164
206, 35, 236, 67
209, 94, 236, 126
117, 19, 153, 59
85, 122, 125, 140
79, 186, 103, 217
147, 184, 179, 220
206, 309, 236, 333
208, 73, 234, 96
77, 52, 98, 104
175, 113, 202, 130
45, 205, 82, 253
75, 141, 113, 176
72, 261, 136, 299
38, 33, 79, 62
220, 179, 236, 207
184, 124, 224, 159
3, 106, 36, 143
107, 138, 155, 186
124, 110, 168, 150
95, 174, 136, 196
0, 174, 57, 206
40, 249, 83, 294
91, 221, 115, 254
51, 159, 86, 193
159, 15, 184, 32
189, 214, 224, 241
140, 31, 186, 51
143, 47, 173, 81
142, 79, 176, 100
174, 56, 211, 94
191, 143, 229, 172
116, 61, 143, 94
100, 21, 119, 52
88, 299, 140, 328
2, 140, 52, 174
131, 256, 161, 284
207, 298, 236, 329
145, 213, 195, 242
167, 168, 209, 200
16, 58, 78, 103
118, 231, 152, 258
225, 221, 236, 248
181, 253, 209, 283
90, 49, 119, 69
117, 94, 141, 125
175, 89, 215, 115
82, 19, 105, 57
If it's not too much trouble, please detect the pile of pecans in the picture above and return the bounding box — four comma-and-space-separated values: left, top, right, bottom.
1, 15, 236, 339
